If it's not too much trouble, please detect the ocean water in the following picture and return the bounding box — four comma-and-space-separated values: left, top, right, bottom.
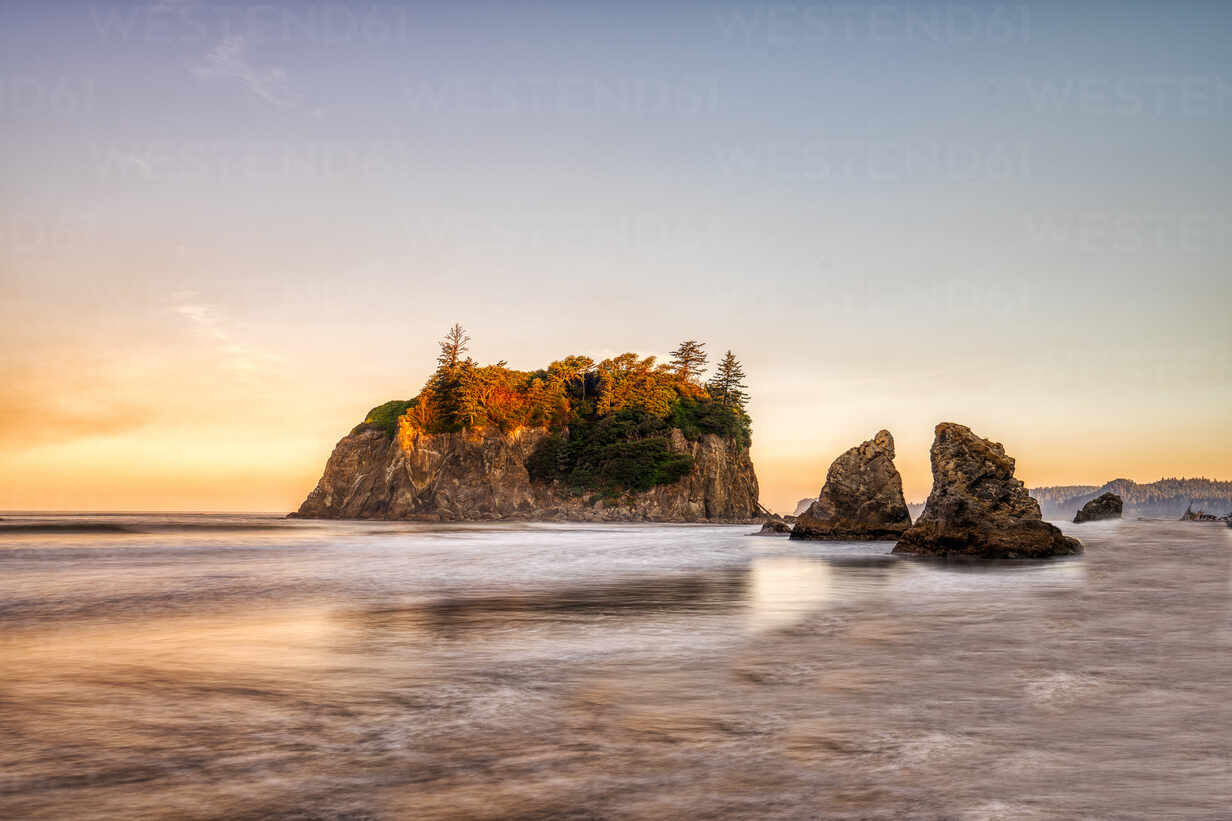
1, 515, 1229, 819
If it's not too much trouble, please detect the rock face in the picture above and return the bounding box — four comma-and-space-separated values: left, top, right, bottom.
893, 423, 1082, 559
1073, 492, 1123, 523
790, 430, 912, 541
293, 425, 759, 522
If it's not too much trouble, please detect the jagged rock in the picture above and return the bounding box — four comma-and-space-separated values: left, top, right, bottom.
893, 423, 1083, 559
1180, 505, 1219, 522
790, 430, 912, 541
1073, 492, 1122, 523
293, 425, 759, 522
793, 497, 815, 517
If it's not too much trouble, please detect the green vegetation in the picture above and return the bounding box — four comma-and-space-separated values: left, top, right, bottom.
354, 399, 416, 436
358, 325, 752, 495
667, 397, 752, 448
526, 410, 696, 498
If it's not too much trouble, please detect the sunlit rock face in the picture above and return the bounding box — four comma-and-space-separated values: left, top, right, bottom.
293, 425, 759, 522
1074, 492, 1123, 523
893, 423, 1083, 559
790, 430, 912, 541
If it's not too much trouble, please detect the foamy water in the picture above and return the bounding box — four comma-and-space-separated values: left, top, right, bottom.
1, 516, 1228, 819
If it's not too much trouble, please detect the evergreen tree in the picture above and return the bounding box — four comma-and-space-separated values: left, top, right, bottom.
707, 350, 748, 409
437, 323, 470, 369
427, 324, 473, 430
454, 359, 484, 428
668, 339, 708, 384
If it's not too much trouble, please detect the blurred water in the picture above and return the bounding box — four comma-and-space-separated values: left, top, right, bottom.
1, 515, 1228, 819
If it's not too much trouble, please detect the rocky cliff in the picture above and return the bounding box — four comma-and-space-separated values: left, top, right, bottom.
293, 424, 759, 522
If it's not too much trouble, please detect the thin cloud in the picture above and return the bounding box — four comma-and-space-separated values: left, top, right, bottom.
193, 35, 299, 108
172, 291, 282, 376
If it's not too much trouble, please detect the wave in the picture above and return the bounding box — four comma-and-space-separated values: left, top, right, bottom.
0, 522, 298, 535
0, 523, 139, 534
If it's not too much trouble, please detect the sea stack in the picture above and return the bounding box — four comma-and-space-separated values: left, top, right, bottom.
791, 430, 912, 541
893, 423, 1082, 559
1073, 492, 1123, 523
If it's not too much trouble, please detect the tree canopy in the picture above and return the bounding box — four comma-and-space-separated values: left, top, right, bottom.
356, 329, 752, 497
362, 328, 751, 449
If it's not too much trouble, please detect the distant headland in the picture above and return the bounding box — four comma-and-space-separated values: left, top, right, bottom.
903, 477, 1232, 522
1028, 478, 1232, 520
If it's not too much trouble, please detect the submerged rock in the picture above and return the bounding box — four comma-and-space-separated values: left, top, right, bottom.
790, 430, 912, 541
1180, 505, 1219, 522
893, 423, 1082, 559
756, 519, 793, 535
1073, 492, 1123, 523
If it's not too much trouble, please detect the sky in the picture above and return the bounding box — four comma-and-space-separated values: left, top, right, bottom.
1, 0, 1230, 513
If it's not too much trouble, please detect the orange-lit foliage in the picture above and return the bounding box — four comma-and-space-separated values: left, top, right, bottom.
394, 352, 729, 436
381, 330, 749, 449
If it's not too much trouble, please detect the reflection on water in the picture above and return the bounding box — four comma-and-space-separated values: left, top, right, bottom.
747, 556, 832, 633
1, 516, 1229, 819
358, 569, 748, 642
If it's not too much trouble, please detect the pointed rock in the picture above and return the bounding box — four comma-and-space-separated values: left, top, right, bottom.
790, 430, 912, 540
1073, 492, 1122, 523
893, 423, 1082, 558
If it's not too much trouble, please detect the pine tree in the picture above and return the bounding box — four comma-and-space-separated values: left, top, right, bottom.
668, 339, 708, 383
454, 359, 484, 428
428, 325, 473, 430
437, 323, 470, 369
708, 350, 748, 409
